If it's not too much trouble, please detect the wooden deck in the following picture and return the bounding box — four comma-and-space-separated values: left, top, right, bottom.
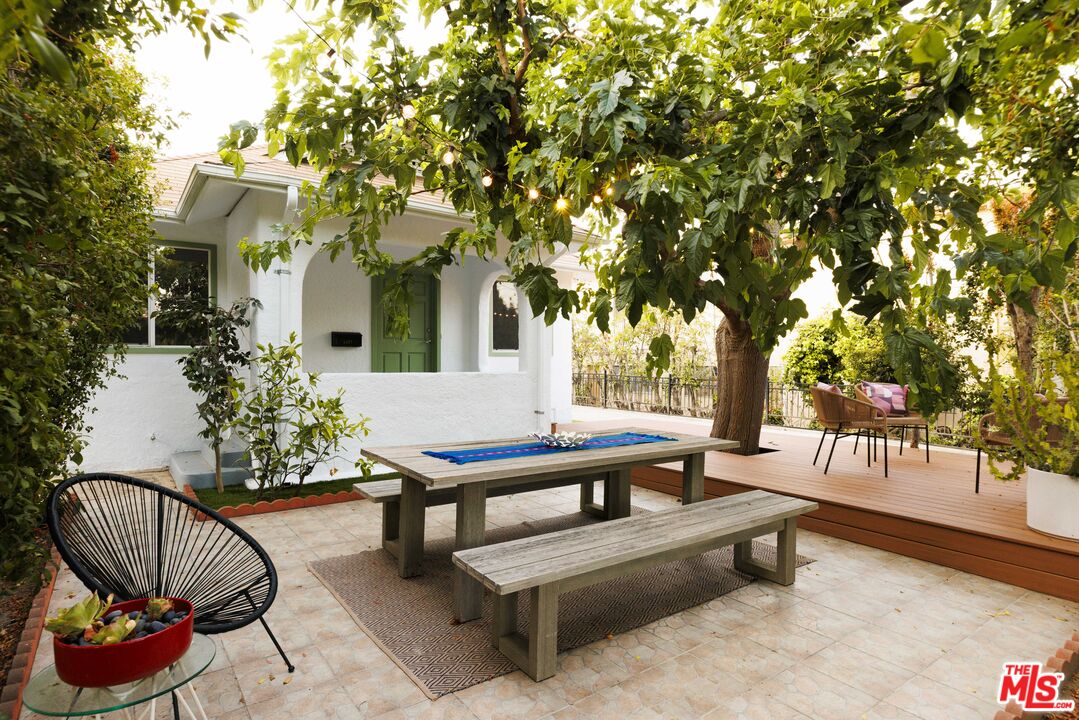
567, 416, 1079, 601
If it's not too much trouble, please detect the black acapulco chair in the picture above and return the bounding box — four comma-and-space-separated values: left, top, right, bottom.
46, 473, 295, 673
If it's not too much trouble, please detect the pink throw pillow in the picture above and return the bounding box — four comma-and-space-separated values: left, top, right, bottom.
815, 382, 841, 394
860, 381, 909, 416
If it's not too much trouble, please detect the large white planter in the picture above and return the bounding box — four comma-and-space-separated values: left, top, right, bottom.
1027, 467, 1079, 541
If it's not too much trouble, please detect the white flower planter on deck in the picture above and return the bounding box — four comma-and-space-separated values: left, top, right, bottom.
1027, 467, 1079, 541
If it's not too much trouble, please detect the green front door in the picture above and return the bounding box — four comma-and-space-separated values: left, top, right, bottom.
371, 273, 438, 372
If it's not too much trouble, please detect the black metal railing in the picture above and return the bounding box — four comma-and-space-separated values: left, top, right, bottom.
572, 371, 976, 448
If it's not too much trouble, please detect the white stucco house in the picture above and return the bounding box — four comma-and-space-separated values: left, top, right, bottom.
80, 147, 580, 481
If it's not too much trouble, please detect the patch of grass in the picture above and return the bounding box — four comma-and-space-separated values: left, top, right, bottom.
194, 472, 400, 510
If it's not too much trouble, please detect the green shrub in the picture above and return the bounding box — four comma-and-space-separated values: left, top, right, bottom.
780, 317, 842, 386
0, 55, 158, 586
228, 335, 372, 499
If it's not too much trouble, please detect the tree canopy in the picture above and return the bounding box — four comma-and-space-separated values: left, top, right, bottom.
224, 0, 1077, 449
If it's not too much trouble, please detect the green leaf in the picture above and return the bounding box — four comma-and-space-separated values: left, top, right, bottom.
594, 70, 633, 119
996, 19, 1045, 54
45, 593, 111, 638
910, 28, 948, 65
818, 163, 844, 198
92, 617, 137, 645
23, 30, 74, 85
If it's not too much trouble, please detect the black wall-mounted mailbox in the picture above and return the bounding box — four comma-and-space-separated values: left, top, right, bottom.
331, 331, 363, 348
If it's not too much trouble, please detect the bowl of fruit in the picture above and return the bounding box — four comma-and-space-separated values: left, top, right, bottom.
48, 593, 194, 687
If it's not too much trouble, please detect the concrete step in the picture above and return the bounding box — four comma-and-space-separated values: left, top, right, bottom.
198, 437, 250, 470
170, 450, 250, 490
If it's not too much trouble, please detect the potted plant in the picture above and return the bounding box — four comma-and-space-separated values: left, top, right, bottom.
46, 593, 194, 687
985, 350, 1078, 540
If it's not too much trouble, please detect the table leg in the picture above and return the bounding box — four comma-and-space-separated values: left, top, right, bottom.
580, 477, 604, 517
605, 468, 632, 519
454, 482, 487, 622
173, 681, 209, 720
682, 452, 705, 504
184, 679, 209, 720
398, 474, 426, 578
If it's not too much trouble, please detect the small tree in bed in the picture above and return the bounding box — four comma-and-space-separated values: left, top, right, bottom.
156, 294, 260, 492
229, 334, 371, 499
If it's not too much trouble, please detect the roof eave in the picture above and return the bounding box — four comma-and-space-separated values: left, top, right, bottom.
153, 162, 594, 249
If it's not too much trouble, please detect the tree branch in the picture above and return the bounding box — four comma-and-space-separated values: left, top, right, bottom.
513, 0, 533, 85
493, 38, 513, 77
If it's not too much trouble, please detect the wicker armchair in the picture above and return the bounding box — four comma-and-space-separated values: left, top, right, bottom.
809, 386, 893, 476
975, 398, 1069, 494
853, 383, 932, 464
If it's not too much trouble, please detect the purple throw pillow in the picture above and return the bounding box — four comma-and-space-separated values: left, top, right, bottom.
860, 381, 909, 416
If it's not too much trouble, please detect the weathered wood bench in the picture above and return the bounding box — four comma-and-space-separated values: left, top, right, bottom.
452, 489, 818, 681
355, 473, 612, 559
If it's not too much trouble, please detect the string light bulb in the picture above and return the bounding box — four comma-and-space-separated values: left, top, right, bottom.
554, 197, 569, 212
441, 149, 456, 165
528, 187, 540, 200
482, 174, 494, 188
401, 103, 416, 119
605, 185, 615, 196
592, 193, 603, 204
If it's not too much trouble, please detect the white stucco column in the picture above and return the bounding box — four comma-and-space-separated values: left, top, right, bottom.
517, 299, 548, 432
249, 186, 300, 354
549, 315, 573, 425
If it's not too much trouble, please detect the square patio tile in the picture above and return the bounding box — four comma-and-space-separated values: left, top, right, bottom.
839, 624, 948, 673
884, 674, 1003, 720
687, 634, 799, 686
369, 695, 480, 720
229, 646, 336, 706
754, 665, 878, 719
699, 685, 812, 720
453, 670, 569, 719
241, 680, 366, 720
802, 642, 916, 700
741, 620, 834, 661
765, 598, 866, 640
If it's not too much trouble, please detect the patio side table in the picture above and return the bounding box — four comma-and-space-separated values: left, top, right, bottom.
22, 634, 215, 719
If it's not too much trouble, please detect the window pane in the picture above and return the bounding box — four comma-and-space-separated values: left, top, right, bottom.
154, 247, 210, 346
492, 280, 519, 351
121, 313, 149, 346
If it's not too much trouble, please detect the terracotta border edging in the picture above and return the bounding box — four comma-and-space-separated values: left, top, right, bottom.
0, 549, 61, 720
992, 630, 1079, 720
182, 485, 363, 520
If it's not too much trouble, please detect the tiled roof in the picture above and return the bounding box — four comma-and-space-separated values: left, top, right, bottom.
153, 146, 325, 211
150, 147, 588, 245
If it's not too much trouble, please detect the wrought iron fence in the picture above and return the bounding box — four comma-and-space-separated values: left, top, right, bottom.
572, 371, 976, 448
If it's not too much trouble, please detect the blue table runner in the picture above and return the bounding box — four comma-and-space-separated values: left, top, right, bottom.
422, 431, 676, 465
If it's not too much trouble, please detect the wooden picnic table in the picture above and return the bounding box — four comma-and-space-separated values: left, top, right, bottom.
361, 427, 738, 622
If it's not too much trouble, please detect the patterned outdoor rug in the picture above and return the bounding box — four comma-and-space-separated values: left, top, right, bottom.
308, 509, 812, 698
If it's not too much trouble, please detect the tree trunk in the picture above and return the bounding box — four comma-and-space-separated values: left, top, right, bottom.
214, 442, 224, 493
710, 312, 771, 455
1007, 288, 1042, 381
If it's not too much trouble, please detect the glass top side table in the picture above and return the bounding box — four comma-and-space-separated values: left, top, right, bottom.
22, 634, 215, 719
